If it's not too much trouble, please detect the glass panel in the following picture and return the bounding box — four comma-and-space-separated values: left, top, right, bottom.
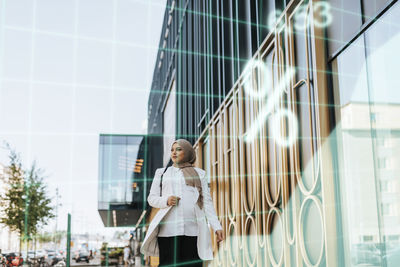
334, 2, 400, 266
365, 3, 400, 265
362, 0, 390, 23
327, 0, 362, 56
258, 0, 276, 42
291, 3, 308, 82
333, 36, 381, 266
163, 80, 176, 166
98, 135, 143, 209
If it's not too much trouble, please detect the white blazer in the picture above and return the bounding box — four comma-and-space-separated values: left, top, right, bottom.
140, 166, 222, 260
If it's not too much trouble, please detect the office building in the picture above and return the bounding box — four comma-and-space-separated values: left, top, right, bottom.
147, 0, 400, 266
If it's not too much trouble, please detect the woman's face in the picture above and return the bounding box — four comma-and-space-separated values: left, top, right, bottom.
171, 142, 185, 164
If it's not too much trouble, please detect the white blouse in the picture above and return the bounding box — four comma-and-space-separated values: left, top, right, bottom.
158, 166, 200, 237
147, 166, 223, 237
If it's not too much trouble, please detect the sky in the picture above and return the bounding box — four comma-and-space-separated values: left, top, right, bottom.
0, 0, 167, 236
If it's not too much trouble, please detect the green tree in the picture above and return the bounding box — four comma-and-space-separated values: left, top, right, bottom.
36, 232, 53, 243
0, 144, 55, 252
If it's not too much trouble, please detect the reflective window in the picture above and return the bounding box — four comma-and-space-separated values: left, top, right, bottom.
163, 80, 176, 166
98, 135, 143, 209
327, 0, 362, 56
333, 2, 400, 266
362, 0, 391, 23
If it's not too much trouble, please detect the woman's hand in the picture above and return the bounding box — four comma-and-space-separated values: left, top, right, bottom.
167, 196, 181, 206
215, 230, 225, 243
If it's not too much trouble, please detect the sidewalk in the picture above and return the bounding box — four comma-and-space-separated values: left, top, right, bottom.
74, 256, 146, 267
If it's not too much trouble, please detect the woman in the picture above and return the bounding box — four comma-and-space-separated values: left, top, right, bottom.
140, 139, 225, 266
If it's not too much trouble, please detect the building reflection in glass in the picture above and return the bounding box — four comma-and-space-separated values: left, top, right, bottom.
98, 134, 147, 227
333, 2, 400, 265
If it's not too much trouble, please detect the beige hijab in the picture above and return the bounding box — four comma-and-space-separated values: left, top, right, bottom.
172, 139, 203, 210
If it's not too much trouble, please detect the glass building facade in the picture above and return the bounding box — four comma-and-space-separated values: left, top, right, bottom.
331, 3, 400, 265
147, 0, 400, 266
98, 134, 149, 227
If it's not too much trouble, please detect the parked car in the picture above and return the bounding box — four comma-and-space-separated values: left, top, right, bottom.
35, 250, 47, 259
74, 251, 90, 263
0, 253, 7, 266
2, 253, 23, 266
54, 260, 66, 267
45, 252, 64, 266
11, 255, 23, 267
20, 251, 35, 265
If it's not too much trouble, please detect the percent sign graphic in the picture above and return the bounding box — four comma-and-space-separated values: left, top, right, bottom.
243, 60, 297, 147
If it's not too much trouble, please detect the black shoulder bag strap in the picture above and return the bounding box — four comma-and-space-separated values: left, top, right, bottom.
159, 159, 173, 197
159, 166, 168, 197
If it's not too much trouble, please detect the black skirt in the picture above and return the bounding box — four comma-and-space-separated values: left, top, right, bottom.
157, 235, 203, 267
